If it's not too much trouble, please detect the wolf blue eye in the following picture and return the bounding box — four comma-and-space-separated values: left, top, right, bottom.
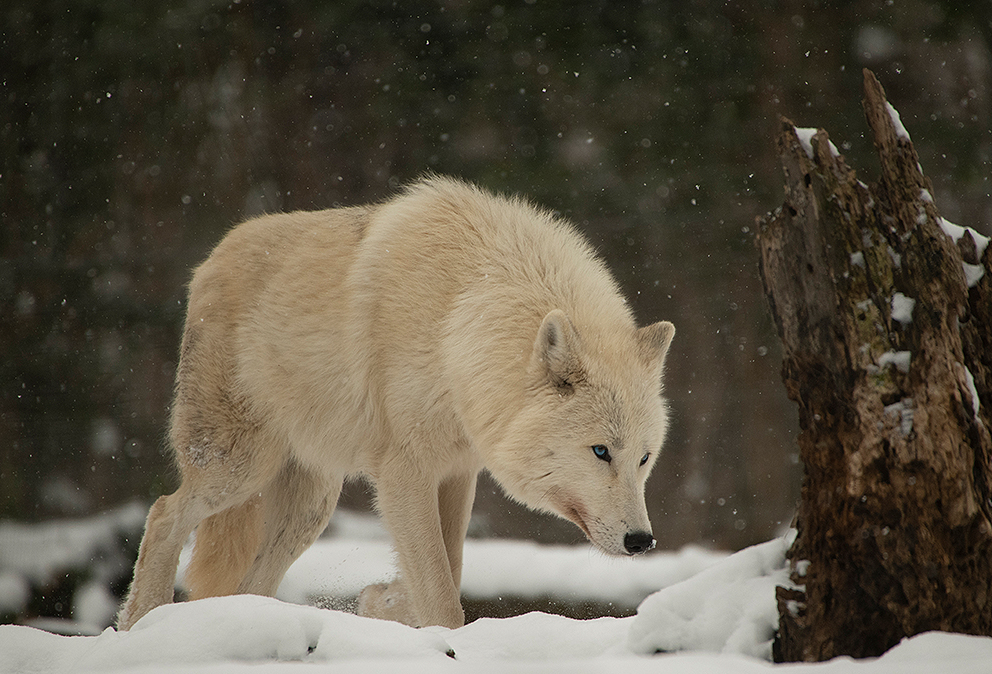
640, 453, 650, 466
591, 445, 611, 462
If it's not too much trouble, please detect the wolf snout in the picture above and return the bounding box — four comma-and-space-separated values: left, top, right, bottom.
623, 530, 655, 555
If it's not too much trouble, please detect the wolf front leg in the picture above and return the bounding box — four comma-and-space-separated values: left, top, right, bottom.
372, 468, 466, 629
359, 471, 476, 627
438, 471, 477, 591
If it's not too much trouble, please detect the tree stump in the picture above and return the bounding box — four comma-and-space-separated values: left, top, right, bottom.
755, 69, 992, 662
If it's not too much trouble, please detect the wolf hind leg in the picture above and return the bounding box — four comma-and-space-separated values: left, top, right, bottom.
184, 494, 266, 600
116, 452, 284, 629
116, 484, 210, 630
235, 461, 342, 597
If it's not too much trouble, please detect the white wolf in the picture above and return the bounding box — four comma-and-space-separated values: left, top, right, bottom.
117, 176, 675, 631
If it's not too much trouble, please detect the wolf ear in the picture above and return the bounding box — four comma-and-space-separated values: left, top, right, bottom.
533, 309, 584, 391
637, 321, 675, 371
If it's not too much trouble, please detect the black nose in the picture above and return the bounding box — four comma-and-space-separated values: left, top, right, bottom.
624, 531, 655, 555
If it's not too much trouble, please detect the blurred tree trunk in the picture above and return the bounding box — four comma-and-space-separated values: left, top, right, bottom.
756, 69, 992, 662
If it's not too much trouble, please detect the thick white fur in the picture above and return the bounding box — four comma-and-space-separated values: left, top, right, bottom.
116, 176, 675, 631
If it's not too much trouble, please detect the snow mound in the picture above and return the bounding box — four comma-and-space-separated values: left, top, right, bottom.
1, 595, 455, 672
627, 536, 790, 659
447, 611, 630, 662
878, 631, 992, 668
5, 536, 992, 673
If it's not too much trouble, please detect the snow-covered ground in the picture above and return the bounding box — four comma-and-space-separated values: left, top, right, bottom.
2, 508, 992, 673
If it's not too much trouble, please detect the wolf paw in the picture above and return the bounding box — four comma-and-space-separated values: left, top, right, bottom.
356, 581, 419, 627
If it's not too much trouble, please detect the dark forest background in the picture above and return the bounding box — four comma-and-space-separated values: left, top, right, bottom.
2, 0, 990, 552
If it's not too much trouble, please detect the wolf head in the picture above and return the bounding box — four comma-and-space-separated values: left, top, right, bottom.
490, 309, 675, 556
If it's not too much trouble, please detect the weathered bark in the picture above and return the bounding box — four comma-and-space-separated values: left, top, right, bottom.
756, 69, 992, 662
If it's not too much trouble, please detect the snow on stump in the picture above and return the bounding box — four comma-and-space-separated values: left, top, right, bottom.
627, 536, 790, 660
755, 69, 992, 662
